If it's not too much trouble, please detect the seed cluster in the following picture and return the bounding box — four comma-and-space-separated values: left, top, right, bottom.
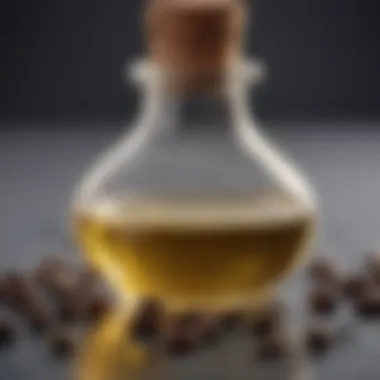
309, 254, 380, 319
0, 258, 112, 358
1, 252, 380, 363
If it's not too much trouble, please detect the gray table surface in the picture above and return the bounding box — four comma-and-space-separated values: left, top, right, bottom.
1, 122, 380, 380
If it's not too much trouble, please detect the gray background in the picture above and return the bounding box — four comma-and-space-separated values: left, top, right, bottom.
0, 0, 379, 122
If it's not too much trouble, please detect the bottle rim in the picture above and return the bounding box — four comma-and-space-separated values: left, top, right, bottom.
123, 57, 267, 90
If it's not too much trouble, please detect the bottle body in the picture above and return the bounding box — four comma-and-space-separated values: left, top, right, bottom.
73, 60, 317, 310
75, 193, 313, 310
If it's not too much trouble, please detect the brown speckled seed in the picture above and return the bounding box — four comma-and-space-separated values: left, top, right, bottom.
165, 328, 199, 356
354, 288, 380, 318
171, 312, 202, 331
81, 265, 99, 285
36, 258, 82, 301
0, 318, 18, 347
5, 272, 53, 332
308, 258, 338, 283
219, 311, 243, 331
199, 316, 220, 345
365, 252, 380, 284
86, 294, 111, 323
138, 299, 164, 319
305, 324, 334, 355
0, 277, 11, 304
255, 332, 288, 360
364, 251, 380, 271
343, 274, 370, 300
48, 329, 76, 358
308, 287, 338, 316
56, 267, 103, 323
3, 271, 24, 308
132, 315, 161, 341
58, 302, 77, 323
250, 302, 283, 337
131, 299, 164, 341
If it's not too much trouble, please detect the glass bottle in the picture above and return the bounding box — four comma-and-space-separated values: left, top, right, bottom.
72, 0, 317, 312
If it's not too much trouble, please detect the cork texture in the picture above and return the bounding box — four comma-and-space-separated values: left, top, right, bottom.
146, 0, 246, 77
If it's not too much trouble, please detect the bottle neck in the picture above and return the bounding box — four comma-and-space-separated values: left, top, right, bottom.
133, 60, 263, 137
163, 92, 235, 136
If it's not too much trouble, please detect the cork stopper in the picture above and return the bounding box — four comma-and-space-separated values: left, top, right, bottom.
146, 0, 246, 91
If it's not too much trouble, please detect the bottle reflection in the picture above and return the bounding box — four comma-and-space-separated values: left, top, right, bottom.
76, 309, 165, 380
76, 308, 313, 380
76, 307, 242, 380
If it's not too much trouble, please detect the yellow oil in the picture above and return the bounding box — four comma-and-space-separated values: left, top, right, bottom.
73, 192, 314, 309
